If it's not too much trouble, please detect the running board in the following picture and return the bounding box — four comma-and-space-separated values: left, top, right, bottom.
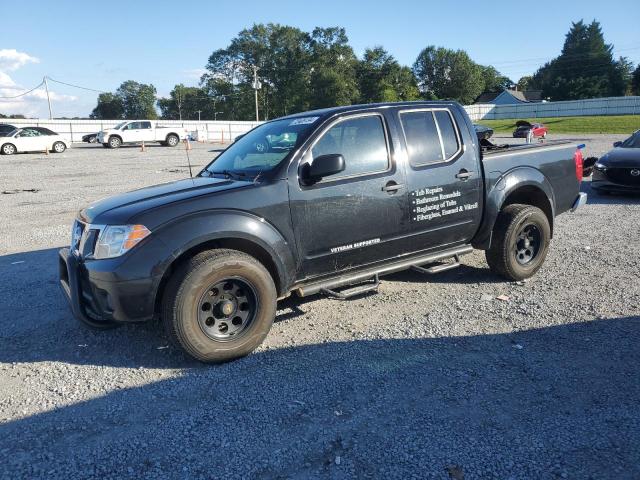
321, 274, 379, 300
411, 255, 460, 275
294, 245, 473, 297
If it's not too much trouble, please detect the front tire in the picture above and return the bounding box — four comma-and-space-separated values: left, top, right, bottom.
108, 136, 122, 148
162, 249, 277, 363
52, 141, 66, 153
166, 134, 179, 147
485, 204, 551, 281
1, 143, 16, 155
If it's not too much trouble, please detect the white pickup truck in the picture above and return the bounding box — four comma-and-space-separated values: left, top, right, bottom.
97, 121, 187, 148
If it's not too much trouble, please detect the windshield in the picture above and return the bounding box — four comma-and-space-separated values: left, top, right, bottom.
620, 131, 640, 148
202, 116, 319, 177
112, 122, 127, 130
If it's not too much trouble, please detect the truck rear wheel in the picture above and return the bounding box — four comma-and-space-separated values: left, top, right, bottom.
162, 249, 276, 363
485, 204, 551, 281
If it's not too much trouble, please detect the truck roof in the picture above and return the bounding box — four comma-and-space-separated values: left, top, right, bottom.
279, 100, 463, 121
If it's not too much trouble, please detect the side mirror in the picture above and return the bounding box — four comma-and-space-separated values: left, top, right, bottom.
302, 154, 345, 183
613, 141, 622, 147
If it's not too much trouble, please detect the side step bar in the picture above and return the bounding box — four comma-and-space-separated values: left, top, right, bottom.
321, 274, 379, 300
412, 255, 460, 275
294, 245, 473, 298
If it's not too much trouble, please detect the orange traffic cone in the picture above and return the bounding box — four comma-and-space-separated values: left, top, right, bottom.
185, 138, 192, 151
140, 140, 146, 152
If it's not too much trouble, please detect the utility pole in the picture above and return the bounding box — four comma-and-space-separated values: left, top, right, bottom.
43, 76, 53, 119
196, 110, 202, 122
252, 66, 261, 122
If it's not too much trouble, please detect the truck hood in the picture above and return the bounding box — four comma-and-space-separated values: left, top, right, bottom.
600, 147, 640, 167
79, 177, 249, 225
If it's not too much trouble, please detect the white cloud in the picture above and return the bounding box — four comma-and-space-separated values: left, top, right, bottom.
0, 49, 39, 71
0, 49, 82, 117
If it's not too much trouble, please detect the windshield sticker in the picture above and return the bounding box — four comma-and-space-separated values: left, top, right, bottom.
411, 186, 478, 222
289, 116, 319, 126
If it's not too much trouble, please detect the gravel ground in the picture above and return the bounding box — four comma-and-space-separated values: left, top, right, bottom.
0, 135, 639, 479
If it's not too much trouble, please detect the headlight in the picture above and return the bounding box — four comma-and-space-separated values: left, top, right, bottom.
594, 162, 607, 171
94, 224, 151, 259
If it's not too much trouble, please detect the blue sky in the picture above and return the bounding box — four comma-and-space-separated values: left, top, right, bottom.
1, 0, 639, 118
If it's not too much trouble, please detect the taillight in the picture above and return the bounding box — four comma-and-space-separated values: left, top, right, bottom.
574, 145, 584, 182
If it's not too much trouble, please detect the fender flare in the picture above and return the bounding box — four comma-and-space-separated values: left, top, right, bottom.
152, 210, 297, 297
472, 167, 556, 250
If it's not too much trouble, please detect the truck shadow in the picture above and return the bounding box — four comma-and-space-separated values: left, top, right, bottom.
0, 316, 638, 478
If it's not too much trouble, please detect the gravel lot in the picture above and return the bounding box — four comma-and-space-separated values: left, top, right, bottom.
0, 135, 639, 479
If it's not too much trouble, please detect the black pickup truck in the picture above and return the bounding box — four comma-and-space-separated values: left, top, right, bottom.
59, 101, 587, 362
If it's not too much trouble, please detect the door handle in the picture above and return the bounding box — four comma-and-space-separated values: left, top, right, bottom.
382, 181, 404, 193
455, 169, 473, 181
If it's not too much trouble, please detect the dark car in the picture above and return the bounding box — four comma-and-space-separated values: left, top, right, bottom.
513, 120, 548, 139
82, 133, 98, 143
59, 101, 586, 362
473, 124, 493, 140
592, 130, 640, 193
0, 124, 16, 136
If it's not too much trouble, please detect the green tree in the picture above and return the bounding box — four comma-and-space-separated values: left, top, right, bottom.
516, 75, 534, 91
480, 65, 512, 93
90, 92, 123, 119
413, 46, 484, 104
116, 81, 157, 119
632, 65, 640, 95
308, 27, 360, 108
157, 84, 211, 120
358, 47, 420, 103
532, 20, 630, 100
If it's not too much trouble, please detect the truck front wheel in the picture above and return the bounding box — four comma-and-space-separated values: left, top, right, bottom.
166, 134, 179, 147
485, 204, 551, 281
162, 249, 277, 363
108, 136, 122, 148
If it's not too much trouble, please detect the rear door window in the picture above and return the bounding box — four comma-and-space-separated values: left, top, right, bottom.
311, 114, 389, 179
400, 109, 461, 167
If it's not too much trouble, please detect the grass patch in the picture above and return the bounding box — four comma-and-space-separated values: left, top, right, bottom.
476, 115, 640, 134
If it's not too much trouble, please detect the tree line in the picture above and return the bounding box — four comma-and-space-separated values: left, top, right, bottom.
90, 20, 640, 121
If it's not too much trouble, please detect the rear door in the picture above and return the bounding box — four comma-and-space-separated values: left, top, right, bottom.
138, 121, 155, 142
288, 112, 408, 279
397, 107, 482, 251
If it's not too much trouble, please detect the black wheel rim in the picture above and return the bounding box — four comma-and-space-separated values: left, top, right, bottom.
197, 277, 258, 341
514, 223, 541, 265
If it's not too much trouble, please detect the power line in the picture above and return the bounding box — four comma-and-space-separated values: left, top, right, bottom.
0, 80, 44, 99
46, 76, 106, 93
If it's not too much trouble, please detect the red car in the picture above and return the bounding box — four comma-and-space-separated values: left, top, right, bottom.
513, 120, 548, 139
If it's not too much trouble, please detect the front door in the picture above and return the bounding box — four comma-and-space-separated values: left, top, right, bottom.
397, 107, 482, 252
288, 112, 407, 279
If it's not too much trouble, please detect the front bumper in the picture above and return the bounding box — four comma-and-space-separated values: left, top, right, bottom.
58, 247, 159, 324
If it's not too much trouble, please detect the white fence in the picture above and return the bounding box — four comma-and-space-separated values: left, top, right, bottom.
464, 96, 640, 121
4, 119, 261, 143
6, 95, 640, 137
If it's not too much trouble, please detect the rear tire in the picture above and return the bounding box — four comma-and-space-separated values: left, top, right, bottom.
52, 141, 66, 153
162, 249, 277, 363
485, 204, 551, 281
166, 134, 179, 147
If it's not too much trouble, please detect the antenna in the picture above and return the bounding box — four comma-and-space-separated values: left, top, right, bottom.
184, 135, 194, 178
